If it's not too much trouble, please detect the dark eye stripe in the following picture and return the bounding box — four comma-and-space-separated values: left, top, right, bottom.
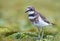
29, 14, 35, 16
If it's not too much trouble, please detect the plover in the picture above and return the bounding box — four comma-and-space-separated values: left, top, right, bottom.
25, 6, 54, 40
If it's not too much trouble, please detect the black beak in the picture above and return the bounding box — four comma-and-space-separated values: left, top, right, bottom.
25, 10, 29, 13
25, 11, 28, 13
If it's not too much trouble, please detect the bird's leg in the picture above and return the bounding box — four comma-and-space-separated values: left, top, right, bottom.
41, 27, 44, 41
37, 27, 41, 40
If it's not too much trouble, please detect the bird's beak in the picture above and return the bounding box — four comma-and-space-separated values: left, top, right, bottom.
25, 11, 27, 13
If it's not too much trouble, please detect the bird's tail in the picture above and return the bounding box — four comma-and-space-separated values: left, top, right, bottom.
51, 23, 55, 25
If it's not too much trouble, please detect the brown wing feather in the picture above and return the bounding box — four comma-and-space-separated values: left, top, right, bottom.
38, 12, 55, 25
39, 14, 50, 24
36, 11, 51, 24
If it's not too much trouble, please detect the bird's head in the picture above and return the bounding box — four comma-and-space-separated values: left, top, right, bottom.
25, 6, 35, 13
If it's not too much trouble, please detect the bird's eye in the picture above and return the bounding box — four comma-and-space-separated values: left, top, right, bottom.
30, 9, 33, 11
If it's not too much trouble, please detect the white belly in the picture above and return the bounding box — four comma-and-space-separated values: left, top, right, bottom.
33, 16, 49, 27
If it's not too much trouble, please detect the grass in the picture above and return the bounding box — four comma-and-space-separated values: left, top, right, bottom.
0, 0, 60, 41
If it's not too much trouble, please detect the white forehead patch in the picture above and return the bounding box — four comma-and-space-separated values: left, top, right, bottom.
27, 11, 34, 14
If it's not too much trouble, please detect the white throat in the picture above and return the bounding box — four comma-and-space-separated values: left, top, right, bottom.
27, 11, 34, 14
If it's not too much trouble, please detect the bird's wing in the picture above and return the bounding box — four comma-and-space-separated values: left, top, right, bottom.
36, 11, 51, 24
39, 12, 55, 25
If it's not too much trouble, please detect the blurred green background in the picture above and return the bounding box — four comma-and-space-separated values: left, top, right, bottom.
0, 0, 60, 41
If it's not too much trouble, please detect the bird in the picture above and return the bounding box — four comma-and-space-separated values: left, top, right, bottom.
25, 6, 54, 41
